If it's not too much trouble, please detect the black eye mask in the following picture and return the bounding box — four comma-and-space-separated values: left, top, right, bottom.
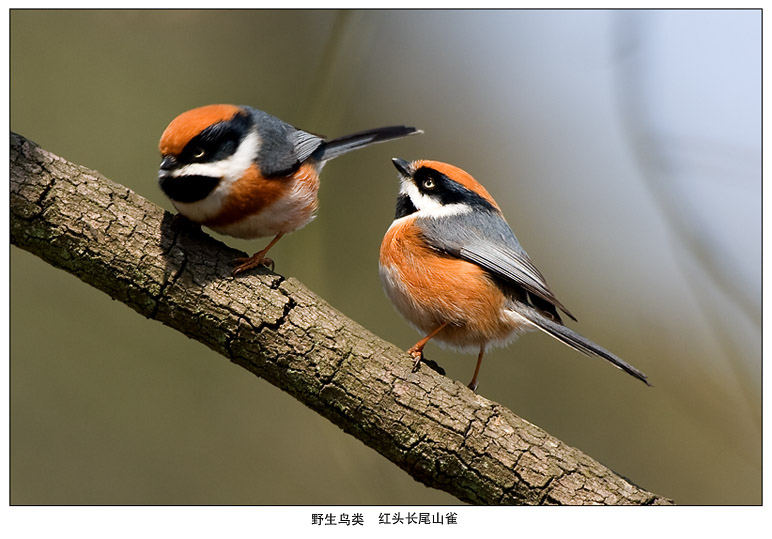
412, 167, 497, 211
178, 110, 253, 165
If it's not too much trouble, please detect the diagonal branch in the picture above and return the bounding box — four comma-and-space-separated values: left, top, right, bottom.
9, 132, 673, 505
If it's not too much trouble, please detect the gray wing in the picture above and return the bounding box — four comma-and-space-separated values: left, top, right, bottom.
291, 130, 325, 163
247, 107, 324, 177
417, 211, 651, 385
417, 211, 576, 321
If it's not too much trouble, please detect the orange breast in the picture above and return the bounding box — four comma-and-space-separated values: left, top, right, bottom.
380, 218, 524, 350
204, 161, 319, 230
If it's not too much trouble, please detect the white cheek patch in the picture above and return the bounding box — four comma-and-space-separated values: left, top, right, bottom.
397, 179, 471, 220
167, 130, 260, 222
170, 130, 260, 183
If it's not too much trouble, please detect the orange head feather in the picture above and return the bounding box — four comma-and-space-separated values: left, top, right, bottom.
159, 104, 244, 156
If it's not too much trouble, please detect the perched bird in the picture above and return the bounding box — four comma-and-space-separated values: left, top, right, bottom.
158, 104, 421, 275
379, 158, 650, 391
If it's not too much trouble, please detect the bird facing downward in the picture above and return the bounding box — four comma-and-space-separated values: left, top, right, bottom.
158, 104, 421, 275
379, 158, 650, 391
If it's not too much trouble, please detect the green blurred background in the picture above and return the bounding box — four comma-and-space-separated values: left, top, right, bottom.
10, 10, 760, 505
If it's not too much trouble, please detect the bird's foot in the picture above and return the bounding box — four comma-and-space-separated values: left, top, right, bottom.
408, 347, 424, 373
231, 253, 274, 276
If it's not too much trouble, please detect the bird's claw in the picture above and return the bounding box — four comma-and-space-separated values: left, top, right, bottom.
408, 348, 423, 372
231, 255, 274, 276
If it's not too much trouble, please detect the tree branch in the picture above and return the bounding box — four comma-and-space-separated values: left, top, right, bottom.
9, 132, 673, 505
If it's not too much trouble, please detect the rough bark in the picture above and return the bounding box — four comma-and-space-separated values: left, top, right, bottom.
9, 132, 673, 505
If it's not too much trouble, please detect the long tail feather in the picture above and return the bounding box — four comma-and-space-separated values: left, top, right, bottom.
512, 303, 651, 386
316, 126, 422, 162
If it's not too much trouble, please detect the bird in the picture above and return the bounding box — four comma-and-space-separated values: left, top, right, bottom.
378, 158, 650, 391
158, 104, 421, 275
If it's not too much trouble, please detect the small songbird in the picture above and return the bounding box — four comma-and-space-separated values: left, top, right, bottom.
158, 104, 421, 275
379, 158, 649, 391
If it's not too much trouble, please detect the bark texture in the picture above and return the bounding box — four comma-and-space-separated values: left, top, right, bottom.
9, 132, 673, 505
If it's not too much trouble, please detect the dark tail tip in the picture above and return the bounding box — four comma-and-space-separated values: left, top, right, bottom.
317, 125, 423, 162
630, 368, 652, 387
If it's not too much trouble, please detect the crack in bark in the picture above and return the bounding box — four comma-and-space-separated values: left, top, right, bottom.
150, 233, 188, 320
9, 132, 674, 506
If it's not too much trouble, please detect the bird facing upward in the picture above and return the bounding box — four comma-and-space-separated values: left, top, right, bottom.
379, 158, 649, 391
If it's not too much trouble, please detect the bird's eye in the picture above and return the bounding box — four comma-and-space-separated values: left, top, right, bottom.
192, 147, 206, 160
422, 178, 436, 190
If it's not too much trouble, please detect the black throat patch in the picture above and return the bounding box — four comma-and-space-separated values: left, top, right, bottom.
394, 193, 418, 219
158, 174, 220, 203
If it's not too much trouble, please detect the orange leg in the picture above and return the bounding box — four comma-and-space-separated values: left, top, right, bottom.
408, 322, 449, 372
231, 232, 284, 276
467, 346, 485, 392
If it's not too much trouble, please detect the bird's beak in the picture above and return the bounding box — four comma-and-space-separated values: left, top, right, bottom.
159, 155, 178, 171
391, 157, 413, 177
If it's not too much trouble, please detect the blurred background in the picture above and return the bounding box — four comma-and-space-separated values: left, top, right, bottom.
10, 10, 760, 505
